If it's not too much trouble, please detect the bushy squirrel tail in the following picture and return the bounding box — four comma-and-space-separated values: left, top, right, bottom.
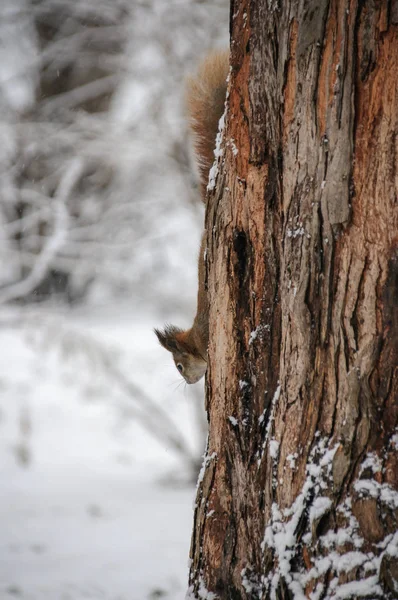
186, 50, 229, 198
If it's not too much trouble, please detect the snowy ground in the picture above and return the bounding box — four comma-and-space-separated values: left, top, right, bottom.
0, 303, 204, 600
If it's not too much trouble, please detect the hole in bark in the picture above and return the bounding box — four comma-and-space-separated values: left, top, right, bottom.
383, 254, 398, 327
380, 253, 398, 393
315, 510, 334, 537
221, 585, 243, 600
233, 230, 249, 289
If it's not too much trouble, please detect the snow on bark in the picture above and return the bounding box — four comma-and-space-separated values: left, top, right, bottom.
262, 438, 338, 599
262, 443, 398, 600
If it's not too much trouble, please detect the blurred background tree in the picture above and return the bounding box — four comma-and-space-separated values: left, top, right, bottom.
0, 0, 228, 308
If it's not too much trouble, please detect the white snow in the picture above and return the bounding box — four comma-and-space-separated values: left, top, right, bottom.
286, 453, 298, 469
185, 575, 217, 600
262, 441, 398, 600
240, 567, 261, 595
265, 385, 281, 439
354, 478, 398, 509
261, 439, 339, 599
249, 327, 260, 344
269, 439, 280, 460
385, 531, 398, 557
359, 452, 382, 476
249, 324, 270, 345
0, 305, 202, 600
287, 226, 305, 238
229, 138, 239, 156
198, 579, 217, 600
197, 450, 217, 488
207, 113, 226, 193
334, 577, 383, 599
309, 496, 332, 525
257, 385, 281, 467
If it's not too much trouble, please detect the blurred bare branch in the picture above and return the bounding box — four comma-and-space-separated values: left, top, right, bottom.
0, 158, 83, 302
33, 317, 201, 475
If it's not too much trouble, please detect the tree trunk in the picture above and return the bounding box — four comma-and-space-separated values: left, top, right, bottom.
188, 1, 398, 598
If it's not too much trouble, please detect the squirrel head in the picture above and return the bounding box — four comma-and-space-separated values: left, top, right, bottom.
154, 325, 207, 384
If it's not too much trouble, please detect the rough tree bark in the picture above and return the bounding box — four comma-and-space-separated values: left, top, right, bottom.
188, 1, 398, 599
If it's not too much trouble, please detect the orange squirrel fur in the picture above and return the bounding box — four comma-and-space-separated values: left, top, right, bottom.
154, 51, 229, 383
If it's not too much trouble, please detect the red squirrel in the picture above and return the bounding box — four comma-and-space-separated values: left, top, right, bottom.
154, 51, 229, 384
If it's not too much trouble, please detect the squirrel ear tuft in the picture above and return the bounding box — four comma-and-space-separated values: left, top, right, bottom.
154, 325, 183, 353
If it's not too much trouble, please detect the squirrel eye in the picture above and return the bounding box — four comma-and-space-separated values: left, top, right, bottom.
176, 363, 184, 373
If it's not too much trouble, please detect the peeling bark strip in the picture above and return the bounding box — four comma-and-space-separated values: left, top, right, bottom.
188, 0, 398, 598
